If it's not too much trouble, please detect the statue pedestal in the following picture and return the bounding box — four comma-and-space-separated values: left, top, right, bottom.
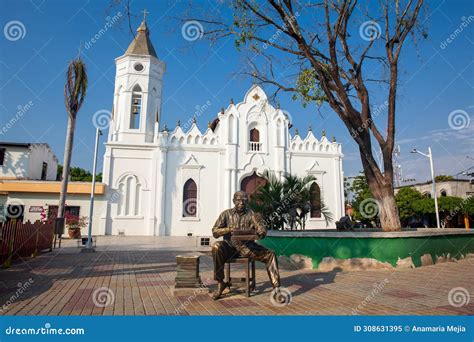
172, 254, 209, 296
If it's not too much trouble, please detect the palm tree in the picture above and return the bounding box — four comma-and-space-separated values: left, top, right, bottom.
58, 58, 88, 225
249, 171, 334, 230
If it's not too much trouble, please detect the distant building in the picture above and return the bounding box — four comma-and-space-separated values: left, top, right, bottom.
0, 142, 105, 235
395, 179, 474, 199
0, 142, 58, 181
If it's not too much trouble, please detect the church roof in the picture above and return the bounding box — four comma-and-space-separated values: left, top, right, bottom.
125, 20, 158, 58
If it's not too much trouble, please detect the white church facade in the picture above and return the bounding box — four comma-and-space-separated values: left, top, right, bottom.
99, 20, 345, 237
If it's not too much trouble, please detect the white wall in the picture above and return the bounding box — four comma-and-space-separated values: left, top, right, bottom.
0, 144, 57, 181
28, 144, 58, 180
0, 146, 30, 179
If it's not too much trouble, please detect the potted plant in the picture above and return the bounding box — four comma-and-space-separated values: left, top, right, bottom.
65, 214, 87, 239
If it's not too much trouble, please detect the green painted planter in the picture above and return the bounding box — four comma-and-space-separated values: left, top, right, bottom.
259, 229, 474, 268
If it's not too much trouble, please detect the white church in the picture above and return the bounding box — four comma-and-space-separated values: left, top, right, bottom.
99, 20, 345, 236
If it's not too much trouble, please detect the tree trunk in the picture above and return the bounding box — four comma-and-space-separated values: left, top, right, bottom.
58, 115, 76, 219
366, 176, 401, 231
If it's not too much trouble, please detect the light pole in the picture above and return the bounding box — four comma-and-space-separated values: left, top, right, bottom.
83, 127, 102, 251
411, 147, 440, 228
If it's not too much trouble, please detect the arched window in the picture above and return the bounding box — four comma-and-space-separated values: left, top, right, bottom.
423, 192, 431, 198
440, 190, 447, 197
310, 182, 321, 218
183, 179, 197, 217
241, 171, 267, 197
249, 128, 261, 151
130, 84, 142, 129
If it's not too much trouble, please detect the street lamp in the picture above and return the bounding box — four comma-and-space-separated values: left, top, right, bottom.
411, 147, 440, 229
83, 127, 102, 252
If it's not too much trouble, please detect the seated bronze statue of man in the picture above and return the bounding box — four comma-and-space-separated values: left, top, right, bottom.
211, 190, 283, 301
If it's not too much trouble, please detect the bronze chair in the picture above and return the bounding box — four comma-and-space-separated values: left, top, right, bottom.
225, 257, 256, 297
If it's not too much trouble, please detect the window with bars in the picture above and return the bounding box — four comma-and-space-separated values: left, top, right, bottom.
183, 179, 197, 217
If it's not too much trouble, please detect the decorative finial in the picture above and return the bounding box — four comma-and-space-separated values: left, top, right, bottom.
308, 125, 312, 132
332, 136, 336, 142
322, 129, 326, 137
192, 117, 197, 124
295, 128, 299, 136
141, 8, 149, 22
220, 107, 225, 114
177, 120, 181, 127
162, 124, 169, 132
252, 71, 257, 83
208, 121, 212, 128
230, 98, 234, 104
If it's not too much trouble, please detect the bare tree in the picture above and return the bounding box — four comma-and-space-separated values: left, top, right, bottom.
185, 0, 425, 231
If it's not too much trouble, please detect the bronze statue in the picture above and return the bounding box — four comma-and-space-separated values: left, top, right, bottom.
211, 191, 283, 301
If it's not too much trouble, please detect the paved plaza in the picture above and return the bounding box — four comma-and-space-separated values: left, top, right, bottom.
0, 237, 473, 316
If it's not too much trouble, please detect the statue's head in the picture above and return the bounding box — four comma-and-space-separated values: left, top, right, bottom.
233, 191, 249, 213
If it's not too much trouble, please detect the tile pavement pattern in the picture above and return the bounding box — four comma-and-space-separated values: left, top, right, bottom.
0, 237, 473, 316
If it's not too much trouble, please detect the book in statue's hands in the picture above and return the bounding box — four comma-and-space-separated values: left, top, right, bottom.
231, 229, 258, 241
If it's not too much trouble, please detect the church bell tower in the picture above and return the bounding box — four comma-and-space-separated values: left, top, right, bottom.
109, 14, 165, 144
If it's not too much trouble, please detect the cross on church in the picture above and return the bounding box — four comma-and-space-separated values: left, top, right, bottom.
141, 9, 149, 21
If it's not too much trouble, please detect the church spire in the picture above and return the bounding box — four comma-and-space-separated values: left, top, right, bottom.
125, 10, 158, 58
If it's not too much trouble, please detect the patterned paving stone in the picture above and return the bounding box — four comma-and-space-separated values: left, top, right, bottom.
0, 237, 472, 316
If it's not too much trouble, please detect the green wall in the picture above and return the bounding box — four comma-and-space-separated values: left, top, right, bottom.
259, 235, 474, 268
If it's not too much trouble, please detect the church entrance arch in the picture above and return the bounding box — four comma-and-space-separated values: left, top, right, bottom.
240, 171, 267, 196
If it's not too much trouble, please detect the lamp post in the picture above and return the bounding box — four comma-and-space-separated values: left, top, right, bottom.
411, 147, 440, 228
83, 127, 102, 251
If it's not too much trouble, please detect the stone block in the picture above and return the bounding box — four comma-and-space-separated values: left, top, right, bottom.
396, 256, 415, 269
420, 253, 433, 266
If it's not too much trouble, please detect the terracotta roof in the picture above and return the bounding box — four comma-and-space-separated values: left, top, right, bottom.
125, 20, 158, 58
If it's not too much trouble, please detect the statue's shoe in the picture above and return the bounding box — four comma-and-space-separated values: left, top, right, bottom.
212, 282, 230, 300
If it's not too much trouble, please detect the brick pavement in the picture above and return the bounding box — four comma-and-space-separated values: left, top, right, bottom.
0, 237, 473, 315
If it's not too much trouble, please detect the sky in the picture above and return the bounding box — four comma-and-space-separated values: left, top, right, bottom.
0, 0, 473, 184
